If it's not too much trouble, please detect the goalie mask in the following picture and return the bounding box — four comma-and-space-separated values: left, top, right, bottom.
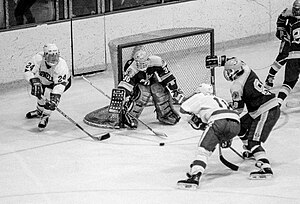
133, 50, 149, 71
223, 57, 245, 81
293, 0, 300, 17
195, 83, 213, 95
43, 43, 60, 66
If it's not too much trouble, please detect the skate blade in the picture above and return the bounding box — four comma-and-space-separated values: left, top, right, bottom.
177, 183, 198, 190
248, 174, 273, 180
38, 126, 46, 131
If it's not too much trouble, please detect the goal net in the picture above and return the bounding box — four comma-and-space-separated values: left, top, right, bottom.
84, 27, 215, 129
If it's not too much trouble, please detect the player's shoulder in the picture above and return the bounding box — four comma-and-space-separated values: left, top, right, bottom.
281, 8, 293, 17
148, 55, 163, 66
55, 58, 69, 72
32, 51, 44, 61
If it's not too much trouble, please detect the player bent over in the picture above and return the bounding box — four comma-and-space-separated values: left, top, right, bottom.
116, 49, 183, 128
177, 83, 240, 190
207, 55, 280, 179
264, 0, 300, 89
24, 43, 71, 130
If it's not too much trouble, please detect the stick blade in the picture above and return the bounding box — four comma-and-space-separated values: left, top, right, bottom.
154, 131, 168, 138
92, 133, 110, 141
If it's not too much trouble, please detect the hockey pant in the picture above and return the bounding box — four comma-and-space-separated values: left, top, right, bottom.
238, 106, 280, 160
35, 78, 71, 116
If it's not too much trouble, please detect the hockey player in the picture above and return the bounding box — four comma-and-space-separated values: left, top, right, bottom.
277, 0, 300, 105
264, 0, 300, 89
117, 49, 183, 128
177, 83, 240, 190
24, 43, 71, 130
207, 56, 281, 180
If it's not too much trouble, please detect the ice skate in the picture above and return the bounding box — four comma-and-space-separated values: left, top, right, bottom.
249, 162, 273, 180
38, 115, 49, 130
177, 172, 201, 190
26, 109, 42, 119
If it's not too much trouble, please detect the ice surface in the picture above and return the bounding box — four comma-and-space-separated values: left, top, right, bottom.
0, 39, 300, 204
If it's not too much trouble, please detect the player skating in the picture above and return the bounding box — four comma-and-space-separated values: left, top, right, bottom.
116, 48, 184, 128
264, 0, 300, 89
206, 56, 280, 180
24, 43, 71, 130
177, 83, 240, 190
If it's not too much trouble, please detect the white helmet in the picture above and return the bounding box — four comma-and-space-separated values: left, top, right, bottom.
43, 43, 60, 66
223, 57, 245, 81
133, 50, 149, 71
195, 83, 213, 95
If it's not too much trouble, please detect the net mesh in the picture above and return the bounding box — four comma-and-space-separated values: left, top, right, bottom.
84, 27, 214, 128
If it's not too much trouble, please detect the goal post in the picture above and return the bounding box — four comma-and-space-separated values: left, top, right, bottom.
84, 27, 215, 129
109, 27, 215, 97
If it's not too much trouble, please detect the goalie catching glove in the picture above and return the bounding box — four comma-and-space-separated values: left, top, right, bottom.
205, 55, 227, 69
30, 77, 43, 99
188, 114, 207, 130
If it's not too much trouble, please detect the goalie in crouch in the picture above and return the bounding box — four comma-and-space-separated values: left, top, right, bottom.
116, 49, 183, 128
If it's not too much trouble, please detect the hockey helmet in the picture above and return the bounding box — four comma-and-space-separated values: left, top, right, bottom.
293, 0, 300, 17
133, 50, 149, 71
223, 57, 245, 81
195, 83, 213, 95
43, 43, 60, 66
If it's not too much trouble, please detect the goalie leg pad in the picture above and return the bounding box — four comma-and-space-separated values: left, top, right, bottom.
127, 84, 151, 119
150, 83, 180, 125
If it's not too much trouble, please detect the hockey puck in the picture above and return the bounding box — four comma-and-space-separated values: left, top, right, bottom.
159, 142, 165, 146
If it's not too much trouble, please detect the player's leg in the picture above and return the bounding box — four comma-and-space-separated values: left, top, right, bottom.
38, 78, 72, 130
265, 41, 289, 89
177, 119, 240, 189
26, 83, 46, 119
177, 127, 216, 190
246, 107, 280, 179
123, 84, 151, 128
278, 59, 300, 105
150, 83, 180, 125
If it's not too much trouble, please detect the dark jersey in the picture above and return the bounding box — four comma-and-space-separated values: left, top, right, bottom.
118, 55, 178, 95
230, 65, 278, 119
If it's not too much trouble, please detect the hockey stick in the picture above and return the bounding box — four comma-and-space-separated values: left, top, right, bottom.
218, 145, 239, 171
42, 97, 110, 141
229, 146, 244, 160
82, 76, 168, 137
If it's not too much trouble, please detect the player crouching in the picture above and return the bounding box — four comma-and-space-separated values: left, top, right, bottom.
206, 55, 280, 180
116, 49, 184, 128
24, 44, 71, 130
177, 83, 240, 190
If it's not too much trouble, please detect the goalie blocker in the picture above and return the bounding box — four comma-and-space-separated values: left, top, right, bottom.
205, 55, 227, 69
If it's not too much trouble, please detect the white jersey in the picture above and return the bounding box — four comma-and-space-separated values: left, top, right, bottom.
24, 52, 71, 95
181, 93, 240, 124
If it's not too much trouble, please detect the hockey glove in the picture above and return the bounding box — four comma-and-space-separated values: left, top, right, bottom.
220, 139, 232, 148
30, 77, 43, 99
171, 89, 185, 104
45, 93, 61, 111
188, 114, 207, 130
276, 29, 289, 42
205, 55, 226, 69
